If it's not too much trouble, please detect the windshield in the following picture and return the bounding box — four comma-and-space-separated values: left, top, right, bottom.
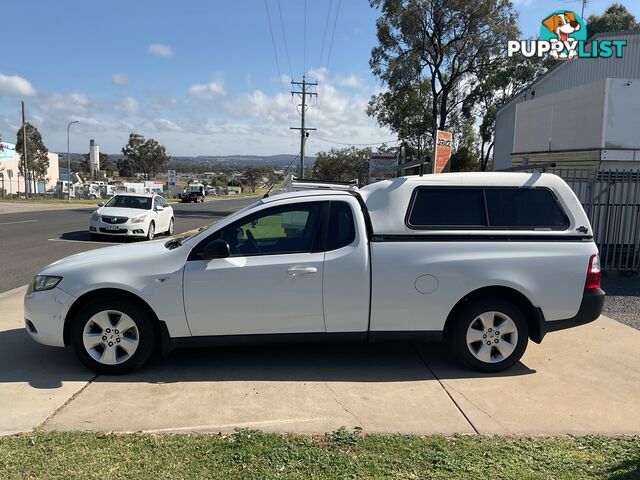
104, 195, 152, 210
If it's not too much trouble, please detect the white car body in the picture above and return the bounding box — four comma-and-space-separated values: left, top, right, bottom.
89, 193, 173, 239
25, 173, 604, 373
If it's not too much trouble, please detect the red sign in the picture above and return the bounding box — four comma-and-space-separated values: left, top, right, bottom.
433, 130, 452, 174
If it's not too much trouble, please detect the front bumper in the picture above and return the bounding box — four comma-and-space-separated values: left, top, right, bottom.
530, 288, 606, 343
89, 219, 148, 237
24, 287, 76, 347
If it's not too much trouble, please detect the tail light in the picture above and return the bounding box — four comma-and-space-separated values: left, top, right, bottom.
585, 254, 601, 290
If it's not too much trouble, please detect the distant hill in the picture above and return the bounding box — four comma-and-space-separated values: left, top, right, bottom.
58, 152, 314, 168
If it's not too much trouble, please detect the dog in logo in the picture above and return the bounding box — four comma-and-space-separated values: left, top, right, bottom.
542, 11, 581, 58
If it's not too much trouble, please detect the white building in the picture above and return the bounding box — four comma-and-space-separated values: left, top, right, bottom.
0, 142, 60, 194
494, 32, 640, 170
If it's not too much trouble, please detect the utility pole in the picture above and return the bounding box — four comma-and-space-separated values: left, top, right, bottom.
290, 75, 317, 179
21, 101, 29, 198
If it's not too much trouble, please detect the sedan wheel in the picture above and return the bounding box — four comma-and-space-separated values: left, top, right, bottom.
71, 297, 156, 374
146, 221, 155, 240
167, 217, 174, 235
450, 298, 528, 372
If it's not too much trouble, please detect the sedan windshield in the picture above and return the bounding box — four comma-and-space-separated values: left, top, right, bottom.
105, 195, 152, 210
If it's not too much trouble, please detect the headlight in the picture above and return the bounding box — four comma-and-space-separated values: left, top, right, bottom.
91, 212, 100, 221
131, 215, 147, 224
27, 275, 62, 294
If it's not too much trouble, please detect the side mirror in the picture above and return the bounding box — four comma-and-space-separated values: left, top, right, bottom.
98, 202, 105, 207
198, 239, 231, 260
155, 205, 165, 212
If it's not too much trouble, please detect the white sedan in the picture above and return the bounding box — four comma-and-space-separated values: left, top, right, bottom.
89, 193, 174, 240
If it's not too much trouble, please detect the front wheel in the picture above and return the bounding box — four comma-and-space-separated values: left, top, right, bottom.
166, 217, 174, 235
70, 297, 156, 374
449, 298, 529, 372
146, 221, 155, 240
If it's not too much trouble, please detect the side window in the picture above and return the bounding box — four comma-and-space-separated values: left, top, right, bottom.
213, 202, 324, 256
485, 188, 569, 228
160, 197, 170, 207
407, 188, 487, 227
326, 202, 356, 251
153, 197, 160, 209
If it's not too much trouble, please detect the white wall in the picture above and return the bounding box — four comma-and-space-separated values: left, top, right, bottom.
513, 79, 607, 154
604, 78, 640, 149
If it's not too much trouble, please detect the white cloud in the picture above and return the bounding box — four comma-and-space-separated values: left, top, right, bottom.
112, 74, 130, 86
307, 67, 327, 82
155, 118, 183, 132
0, 73, 37, 96
148, 43, 174, 59
188, 79, 226, 99
115, 96, 140, 114
336, 74, 362, 88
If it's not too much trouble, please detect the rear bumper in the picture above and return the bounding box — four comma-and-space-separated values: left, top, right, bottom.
531, 288, 605, 343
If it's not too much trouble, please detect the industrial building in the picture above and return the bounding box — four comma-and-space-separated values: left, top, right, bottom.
0, 142, 59, 195
493, 31, 640, 171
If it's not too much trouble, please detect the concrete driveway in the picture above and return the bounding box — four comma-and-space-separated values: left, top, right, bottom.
1, 286, 639, 436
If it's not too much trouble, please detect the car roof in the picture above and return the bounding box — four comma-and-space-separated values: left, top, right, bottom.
112, 192, 156, 197
261, 189, 351, 204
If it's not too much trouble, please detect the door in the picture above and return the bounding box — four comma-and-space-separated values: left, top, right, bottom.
153, 196, 170, 231
183, 201, 327, 336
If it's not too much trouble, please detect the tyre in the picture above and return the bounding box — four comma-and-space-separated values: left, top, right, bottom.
449, 298, 529, 372
70, 296, 157, 374
146, 221, 155, 240
166, 217, 174, 235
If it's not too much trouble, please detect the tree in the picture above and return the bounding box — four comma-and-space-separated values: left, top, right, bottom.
311, 147, 371, 186
369, 0, 520, 144
120, 133, 170, 180
587, 3, 640, 39
16, 122, 49, 193
367, 78, 433, 159
241, 167, 267, 193
462, 55, 547, 170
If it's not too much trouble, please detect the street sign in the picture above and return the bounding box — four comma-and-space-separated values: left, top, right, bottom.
167, 170, 176, 188
368, 153, 397, 184
433, 130, 452, 173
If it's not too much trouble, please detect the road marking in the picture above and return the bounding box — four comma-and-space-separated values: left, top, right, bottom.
48, 238, 109, 245
0, 219, 38, 226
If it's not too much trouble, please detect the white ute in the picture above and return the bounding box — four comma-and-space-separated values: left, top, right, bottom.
25, 173, 604, 374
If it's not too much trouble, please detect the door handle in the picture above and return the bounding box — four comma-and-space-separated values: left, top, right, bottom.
287, 266, 318, 276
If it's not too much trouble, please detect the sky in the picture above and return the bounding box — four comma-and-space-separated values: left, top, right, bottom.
0, 0, 638, 157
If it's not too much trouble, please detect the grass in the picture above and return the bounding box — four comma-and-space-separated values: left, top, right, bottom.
0, 197, 103, 205
0, 430, 638, 479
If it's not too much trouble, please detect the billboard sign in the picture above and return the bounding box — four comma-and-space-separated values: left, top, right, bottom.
0, 142, 16, 162
433, 130, 452, 173
368, 153, 397, 184
167, 169, 176, 188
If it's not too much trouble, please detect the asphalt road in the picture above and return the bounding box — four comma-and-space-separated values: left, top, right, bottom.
0, 197, 258, 293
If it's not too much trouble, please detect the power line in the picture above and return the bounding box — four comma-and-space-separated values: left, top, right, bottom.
303, 0, 307, 75
309, 134, 399, 147
264, 0, 297, 135
276, 0, 293, 79
313, 0, 341, 129
318, 0, 334, 70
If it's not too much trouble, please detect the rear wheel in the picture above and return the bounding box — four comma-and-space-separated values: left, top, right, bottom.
70, 296, 156, 374
449, 298, 529, 372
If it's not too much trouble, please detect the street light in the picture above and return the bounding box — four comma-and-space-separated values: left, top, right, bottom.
67, 120, 79, 202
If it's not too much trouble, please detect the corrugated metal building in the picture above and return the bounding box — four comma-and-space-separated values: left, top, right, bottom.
493, 32, 640, 170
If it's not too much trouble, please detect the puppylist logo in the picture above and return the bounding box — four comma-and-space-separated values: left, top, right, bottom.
508, 10, 627, 59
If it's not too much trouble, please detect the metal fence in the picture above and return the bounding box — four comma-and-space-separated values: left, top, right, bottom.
540, 168, 640, 272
